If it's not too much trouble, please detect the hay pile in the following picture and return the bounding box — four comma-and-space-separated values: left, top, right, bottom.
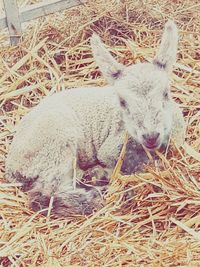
0, 0, 200, 266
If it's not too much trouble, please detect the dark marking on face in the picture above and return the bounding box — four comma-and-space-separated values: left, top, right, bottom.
119, 97, 128, 109
163, 91, 169, 100
153, 59, 166, 70
112, 70, 122, 79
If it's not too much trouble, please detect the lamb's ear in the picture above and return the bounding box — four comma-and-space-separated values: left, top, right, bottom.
91, 34, 125, 84
153, 20, 178, 72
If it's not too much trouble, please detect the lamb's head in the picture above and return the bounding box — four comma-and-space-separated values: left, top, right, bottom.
91, 20, 178, 150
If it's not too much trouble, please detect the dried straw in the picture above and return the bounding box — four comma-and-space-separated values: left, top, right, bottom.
0, 0, 200, 266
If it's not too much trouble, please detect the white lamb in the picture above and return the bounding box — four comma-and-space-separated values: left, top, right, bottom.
5, 20, 185, 216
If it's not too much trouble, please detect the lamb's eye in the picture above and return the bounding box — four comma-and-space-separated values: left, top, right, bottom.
119, 97, 131, 114
119, 97, 127, 109
163, 91, 169, 99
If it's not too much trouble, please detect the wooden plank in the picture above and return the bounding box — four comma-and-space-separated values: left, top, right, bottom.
3, 0, 22, 45
0, 0, 82, 31
19, 0, 82, 23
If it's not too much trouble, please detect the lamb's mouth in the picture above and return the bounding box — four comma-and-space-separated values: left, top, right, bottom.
143, 143, 161, 151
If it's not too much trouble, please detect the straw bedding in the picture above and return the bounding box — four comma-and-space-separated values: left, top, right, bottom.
0, 0, 200, 266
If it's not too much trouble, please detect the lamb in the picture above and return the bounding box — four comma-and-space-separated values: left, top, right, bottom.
5, 20, 185, 216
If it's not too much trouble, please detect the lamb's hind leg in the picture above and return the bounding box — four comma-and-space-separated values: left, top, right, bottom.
28, 150, 104, 216
52, 187, 104, 216
29, 184, 104, 216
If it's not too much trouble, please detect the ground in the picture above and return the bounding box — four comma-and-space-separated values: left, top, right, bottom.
0, 0, 200, 266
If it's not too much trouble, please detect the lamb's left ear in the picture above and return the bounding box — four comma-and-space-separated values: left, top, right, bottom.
153, 20, 178, 72
91, 34, 125, 84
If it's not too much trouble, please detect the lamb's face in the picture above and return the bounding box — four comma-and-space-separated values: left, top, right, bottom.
115, 63, 173, 150
91, 20, 178, 150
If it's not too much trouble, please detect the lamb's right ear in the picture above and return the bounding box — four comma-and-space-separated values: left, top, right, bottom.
153, 20, 178, 72
91, 34, 125, 84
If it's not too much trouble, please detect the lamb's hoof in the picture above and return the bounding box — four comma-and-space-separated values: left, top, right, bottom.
28, 191, 50, 215
52, 188, 105, 217
83, 166, 110, 186
82, 189, 105, 215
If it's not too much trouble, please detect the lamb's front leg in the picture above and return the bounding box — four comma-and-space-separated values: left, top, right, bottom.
78, 134, 124, 198
97, 133, 124, 169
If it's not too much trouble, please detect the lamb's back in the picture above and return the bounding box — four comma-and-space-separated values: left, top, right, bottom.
6, 86, 122, 180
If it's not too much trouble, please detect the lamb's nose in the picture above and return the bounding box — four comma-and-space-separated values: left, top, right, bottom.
142, 132, 160, 148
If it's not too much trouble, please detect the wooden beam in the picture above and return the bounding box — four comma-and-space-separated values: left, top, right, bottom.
20, 0, 82, 23
0, 0, 82, 30
3, 0, 22, 45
